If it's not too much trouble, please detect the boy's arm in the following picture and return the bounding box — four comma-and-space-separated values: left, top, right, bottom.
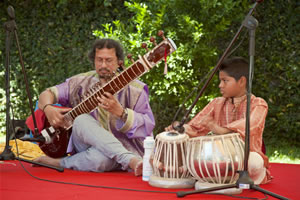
203, 115, 232, 135
185, 99, 217, 137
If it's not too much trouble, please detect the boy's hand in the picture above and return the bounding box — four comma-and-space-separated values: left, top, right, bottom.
199, 115, 232, 135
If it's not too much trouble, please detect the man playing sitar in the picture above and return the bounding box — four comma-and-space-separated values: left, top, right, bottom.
33, 38, 155, 176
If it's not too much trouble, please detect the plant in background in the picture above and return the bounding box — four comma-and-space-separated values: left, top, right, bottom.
0, 0, 298, 148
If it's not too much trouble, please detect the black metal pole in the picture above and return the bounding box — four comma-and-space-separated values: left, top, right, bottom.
0, 7, 17, 161
243, 14, 258, 173
0, 6, 64, 172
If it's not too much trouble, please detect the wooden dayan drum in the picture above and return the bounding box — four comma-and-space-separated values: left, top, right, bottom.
186, 133, 245, 193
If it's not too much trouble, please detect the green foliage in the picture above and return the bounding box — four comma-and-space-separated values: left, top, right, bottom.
0, 0, 299, 149
91, 0, 251, 134
0, 0, 130, 123
266, 139, 300, 164
253, 0, 300, 145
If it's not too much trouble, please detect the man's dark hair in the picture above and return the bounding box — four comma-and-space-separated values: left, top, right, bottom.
88, 38, 125, 63
219, 57, 249, 82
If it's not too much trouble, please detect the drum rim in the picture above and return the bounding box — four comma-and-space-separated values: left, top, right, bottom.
188, 132, 241, 141
156, 131, 189, 141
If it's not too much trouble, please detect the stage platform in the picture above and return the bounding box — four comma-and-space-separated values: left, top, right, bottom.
0, 161, 299, 200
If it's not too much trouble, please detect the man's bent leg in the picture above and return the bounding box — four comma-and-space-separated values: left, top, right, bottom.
33, 156, 61, 167
61, 147, 121, 172
72, 114, 140, 171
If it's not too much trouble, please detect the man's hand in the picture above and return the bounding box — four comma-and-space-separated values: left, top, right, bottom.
44, 106, 72, 128
97, 92, 124, 118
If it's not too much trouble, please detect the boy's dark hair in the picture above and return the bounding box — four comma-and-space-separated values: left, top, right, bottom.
88, 38, 125, 63
219, 57, 249, 82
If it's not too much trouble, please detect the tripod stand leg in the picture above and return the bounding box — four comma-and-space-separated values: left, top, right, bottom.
251, 185, 290, 200
0, 145, 15, 160
177, 183, 236, 197
16, 157, 64, 172
0, 141, 63, 172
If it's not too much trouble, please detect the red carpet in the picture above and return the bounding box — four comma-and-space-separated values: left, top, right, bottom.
0, 161, 299, 200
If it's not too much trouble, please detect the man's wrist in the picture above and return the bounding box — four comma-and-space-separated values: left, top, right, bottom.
43, 104, 54, 112
120, 108, 128, 122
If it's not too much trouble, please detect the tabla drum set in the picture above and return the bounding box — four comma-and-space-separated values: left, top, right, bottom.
149, 131, 195, 188
148, 131, 245, 194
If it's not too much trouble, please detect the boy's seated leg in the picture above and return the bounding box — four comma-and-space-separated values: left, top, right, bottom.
248, 152, 266, 184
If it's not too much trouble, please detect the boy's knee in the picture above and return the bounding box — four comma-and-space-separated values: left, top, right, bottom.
248, 152, 264, 170
248, 152, 266, 184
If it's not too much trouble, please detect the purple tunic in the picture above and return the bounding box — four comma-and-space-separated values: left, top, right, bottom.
49, 70, 155, 157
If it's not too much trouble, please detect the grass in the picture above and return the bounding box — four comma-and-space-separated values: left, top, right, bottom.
1, 132, 299, 164
264, 136, 300, 164
265, 143, 300, 164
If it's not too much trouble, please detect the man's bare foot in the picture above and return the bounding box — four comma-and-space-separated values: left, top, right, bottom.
33, 156, 61, 168
129, 157, 143, 176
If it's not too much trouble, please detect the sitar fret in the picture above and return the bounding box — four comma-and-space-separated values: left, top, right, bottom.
114, 76, 125, 89
110, 79, 121, 92
118, 73, 127, 86
89, 95, 99, 108
82, 103, 89, 113
128, 64, 139, 78
123, 69, 133, 83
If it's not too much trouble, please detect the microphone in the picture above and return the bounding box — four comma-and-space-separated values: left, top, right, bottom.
20, 128, 54, 143
7, 6, 15, 19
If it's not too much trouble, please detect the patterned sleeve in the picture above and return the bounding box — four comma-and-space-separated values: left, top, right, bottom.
48, 79, 71, 107
116, 85, 155, 138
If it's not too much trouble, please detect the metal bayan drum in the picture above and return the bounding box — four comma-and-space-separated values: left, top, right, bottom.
186, 133, 244, 194
149, 131, 195, 188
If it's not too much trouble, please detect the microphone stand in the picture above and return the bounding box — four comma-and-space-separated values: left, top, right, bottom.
172, 1, 257, 133
0, 6, 63, 172
175, 1, 289, 200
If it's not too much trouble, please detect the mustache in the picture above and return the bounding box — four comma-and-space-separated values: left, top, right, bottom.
98, 68, 116, 80
98, 68, 111, 73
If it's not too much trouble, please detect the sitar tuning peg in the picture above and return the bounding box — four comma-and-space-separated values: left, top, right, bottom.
141, 42, 149, 51
150, 36, 157, 46
127, 54, 135, 63
118, 60, 124, 71
158, 30, 166, 40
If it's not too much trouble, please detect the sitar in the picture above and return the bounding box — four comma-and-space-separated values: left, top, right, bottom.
26, 34, 177, 158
